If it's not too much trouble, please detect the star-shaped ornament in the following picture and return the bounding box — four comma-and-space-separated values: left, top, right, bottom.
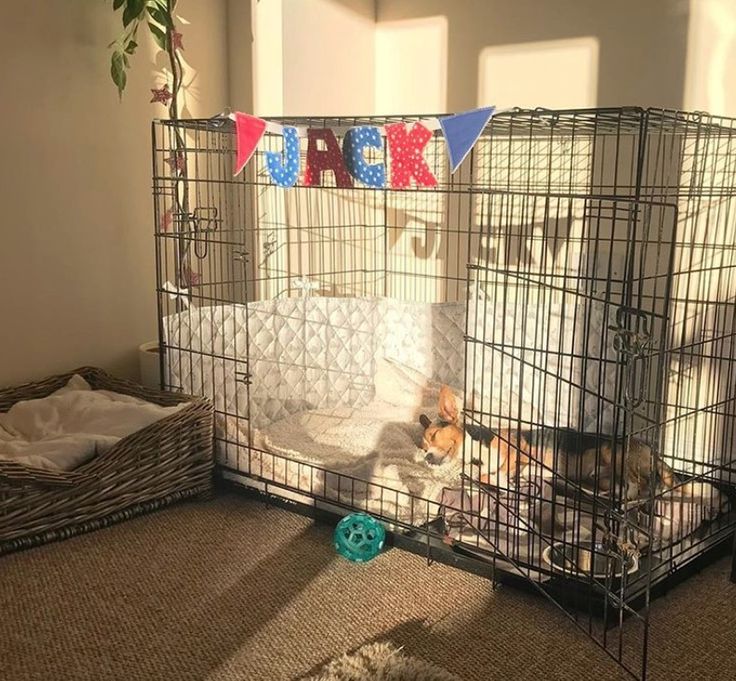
150, 84, 173, 105
165, 153, 186, 172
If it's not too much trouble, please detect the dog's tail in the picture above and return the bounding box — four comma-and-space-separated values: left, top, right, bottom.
656, 456, 725, 517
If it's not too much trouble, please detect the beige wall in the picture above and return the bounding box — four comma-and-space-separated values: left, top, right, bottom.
685, 0, 736, 116
375, 14, 448, 114
375, 0, 691, 112
255, 0, 375, 116
228, 0, 255, 113
260, 1, 735, 116
0, 0, 230, 387
254, 0, 284, 115
2, 0, 735, 389
283, 0, 375, 116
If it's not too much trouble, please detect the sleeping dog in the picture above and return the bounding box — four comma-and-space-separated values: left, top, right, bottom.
420, 385, 725, 512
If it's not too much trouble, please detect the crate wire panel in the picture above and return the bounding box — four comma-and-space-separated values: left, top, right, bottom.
461, 192, 677, 677
152, 109, 736, 681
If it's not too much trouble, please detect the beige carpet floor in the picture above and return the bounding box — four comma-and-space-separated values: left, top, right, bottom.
302, 642, 462, 681
1, 493, 735, 681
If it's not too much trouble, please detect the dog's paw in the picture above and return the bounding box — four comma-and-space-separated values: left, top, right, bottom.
689, 481, 728, 518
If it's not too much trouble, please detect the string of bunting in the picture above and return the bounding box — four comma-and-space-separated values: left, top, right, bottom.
230, 107, 497, 188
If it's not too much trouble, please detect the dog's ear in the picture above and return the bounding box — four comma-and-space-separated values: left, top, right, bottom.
419, 414, 432, 429
496, 429, 531, 456
438, 385, 459, 424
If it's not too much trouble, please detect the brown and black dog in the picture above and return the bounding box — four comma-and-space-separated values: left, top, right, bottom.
420, 385, 724, 511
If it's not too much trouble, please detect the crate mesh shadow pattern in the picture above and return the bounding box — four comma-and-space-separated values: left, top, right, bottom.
152, 108, 736, 680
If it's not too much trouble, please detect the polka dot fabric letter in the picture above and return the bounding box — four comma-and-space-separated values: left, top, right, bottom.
343, 126, 385, 188
385, 122, 438, 189
265, 126, 300, 188
304, 128, 353, 188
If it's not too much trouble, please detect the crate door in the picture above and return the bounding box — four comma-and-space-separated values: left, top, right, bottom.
461, 192, 676, 680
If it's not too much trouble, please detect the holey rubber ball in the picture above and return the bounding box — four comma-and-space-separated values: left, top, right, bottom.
334, 513, 386, 562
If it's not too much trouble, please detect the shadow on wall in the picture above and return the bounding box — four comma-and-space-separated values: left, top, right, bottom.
373, 0, 691, 111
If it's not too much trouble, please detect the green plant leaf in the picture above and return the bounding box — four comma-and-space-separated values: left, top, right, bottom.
123, 0, 145, 27
150, 0, 174, 13
124, 40, 138, 54
148, 22, 168, 50
113, 0, 125, 10
110, 51, 127, 98
147, 4, 174, 29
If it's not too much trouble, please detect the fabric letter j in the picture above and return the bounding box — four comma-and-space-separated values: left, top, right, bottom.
265, 126, 300, 188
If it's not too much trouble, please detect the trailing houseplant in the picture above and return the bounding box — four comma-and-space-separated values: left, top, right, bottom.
108, 0, 183, 119
108, 0, 196, 329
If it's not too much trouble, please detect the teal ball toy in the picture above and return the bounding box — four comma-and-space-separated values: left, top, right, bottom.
334, 513, 386, 562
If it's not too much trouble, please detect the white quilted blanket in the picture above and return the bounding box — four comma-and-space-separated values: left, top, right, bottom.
164, 294, 618, 518
250, 359, 462, 518
165, 297, 379, 428
165, 295, 616, 436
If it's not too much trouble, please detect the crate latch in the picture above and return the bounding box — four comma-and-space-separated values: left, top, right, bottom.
609, 307, 652, 409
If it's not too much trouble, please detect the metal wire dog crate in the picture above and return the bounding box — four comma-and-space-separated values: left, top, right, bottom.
152, 108, 736, 680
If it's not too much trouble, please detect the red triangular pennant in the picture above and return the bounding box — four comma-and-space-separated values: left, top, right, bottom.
234, 112, 267, 176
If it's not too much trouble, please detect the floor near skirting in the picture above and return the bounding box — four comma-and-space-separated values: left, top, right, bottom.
1, 493, 735, 681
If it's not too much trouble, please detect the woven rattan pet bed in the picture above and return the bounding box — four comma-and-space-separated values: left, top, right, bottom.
0, 366, 214, 554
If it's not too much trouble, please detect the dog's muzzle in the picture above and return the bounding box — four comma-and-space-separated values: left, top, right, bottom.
424, 451, 445, 466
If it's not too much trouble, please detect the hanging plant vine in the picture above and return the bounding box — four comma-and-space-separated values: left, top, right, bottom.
108, 0, 183, 118
108, 0, 194, 294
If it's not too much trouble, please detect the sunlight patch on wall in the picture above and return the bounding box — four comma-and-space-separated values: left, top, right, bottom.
282, 0, 375, 116
684, 0, 736, 116
375, 16, 448, 115
254, 0, 284, 116
478, 37, 599, 109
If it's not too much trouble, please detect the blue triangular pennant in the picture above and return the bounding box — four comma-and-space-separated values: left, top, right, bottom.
439, 106, 496, 173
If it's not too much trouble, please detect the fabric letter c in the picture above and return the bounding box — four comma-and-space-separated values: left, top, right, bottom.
343, 126, 385, 188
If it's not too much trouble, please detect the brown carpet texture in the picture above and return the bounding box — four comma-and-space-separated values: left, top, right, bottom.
300, 642, 461, 681
1, 493, 735, 681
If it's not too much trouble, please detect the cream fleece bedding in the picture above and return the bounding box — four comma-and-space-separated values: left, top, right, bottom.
224, 359, 463, 520
0, 375, 184, 472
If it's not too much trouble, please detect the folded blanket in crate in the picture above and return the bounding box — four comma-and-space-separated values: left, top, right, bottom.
0, 374, 184, 472
244, 359, 463, 517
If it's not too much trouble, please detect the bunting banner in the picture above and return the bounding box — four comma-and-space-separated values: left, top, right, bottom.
343, 126, 385, 188
264, 126, 300, 187
304, 128, 354, 188
439, 106, 495, 173
385, 122, 438, 189
233, 112, 266, 175
231, 107, 498, 189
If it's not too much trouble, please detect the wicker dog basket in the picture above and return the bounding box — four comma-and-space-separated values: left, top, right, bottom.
0, 367, 214, 554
